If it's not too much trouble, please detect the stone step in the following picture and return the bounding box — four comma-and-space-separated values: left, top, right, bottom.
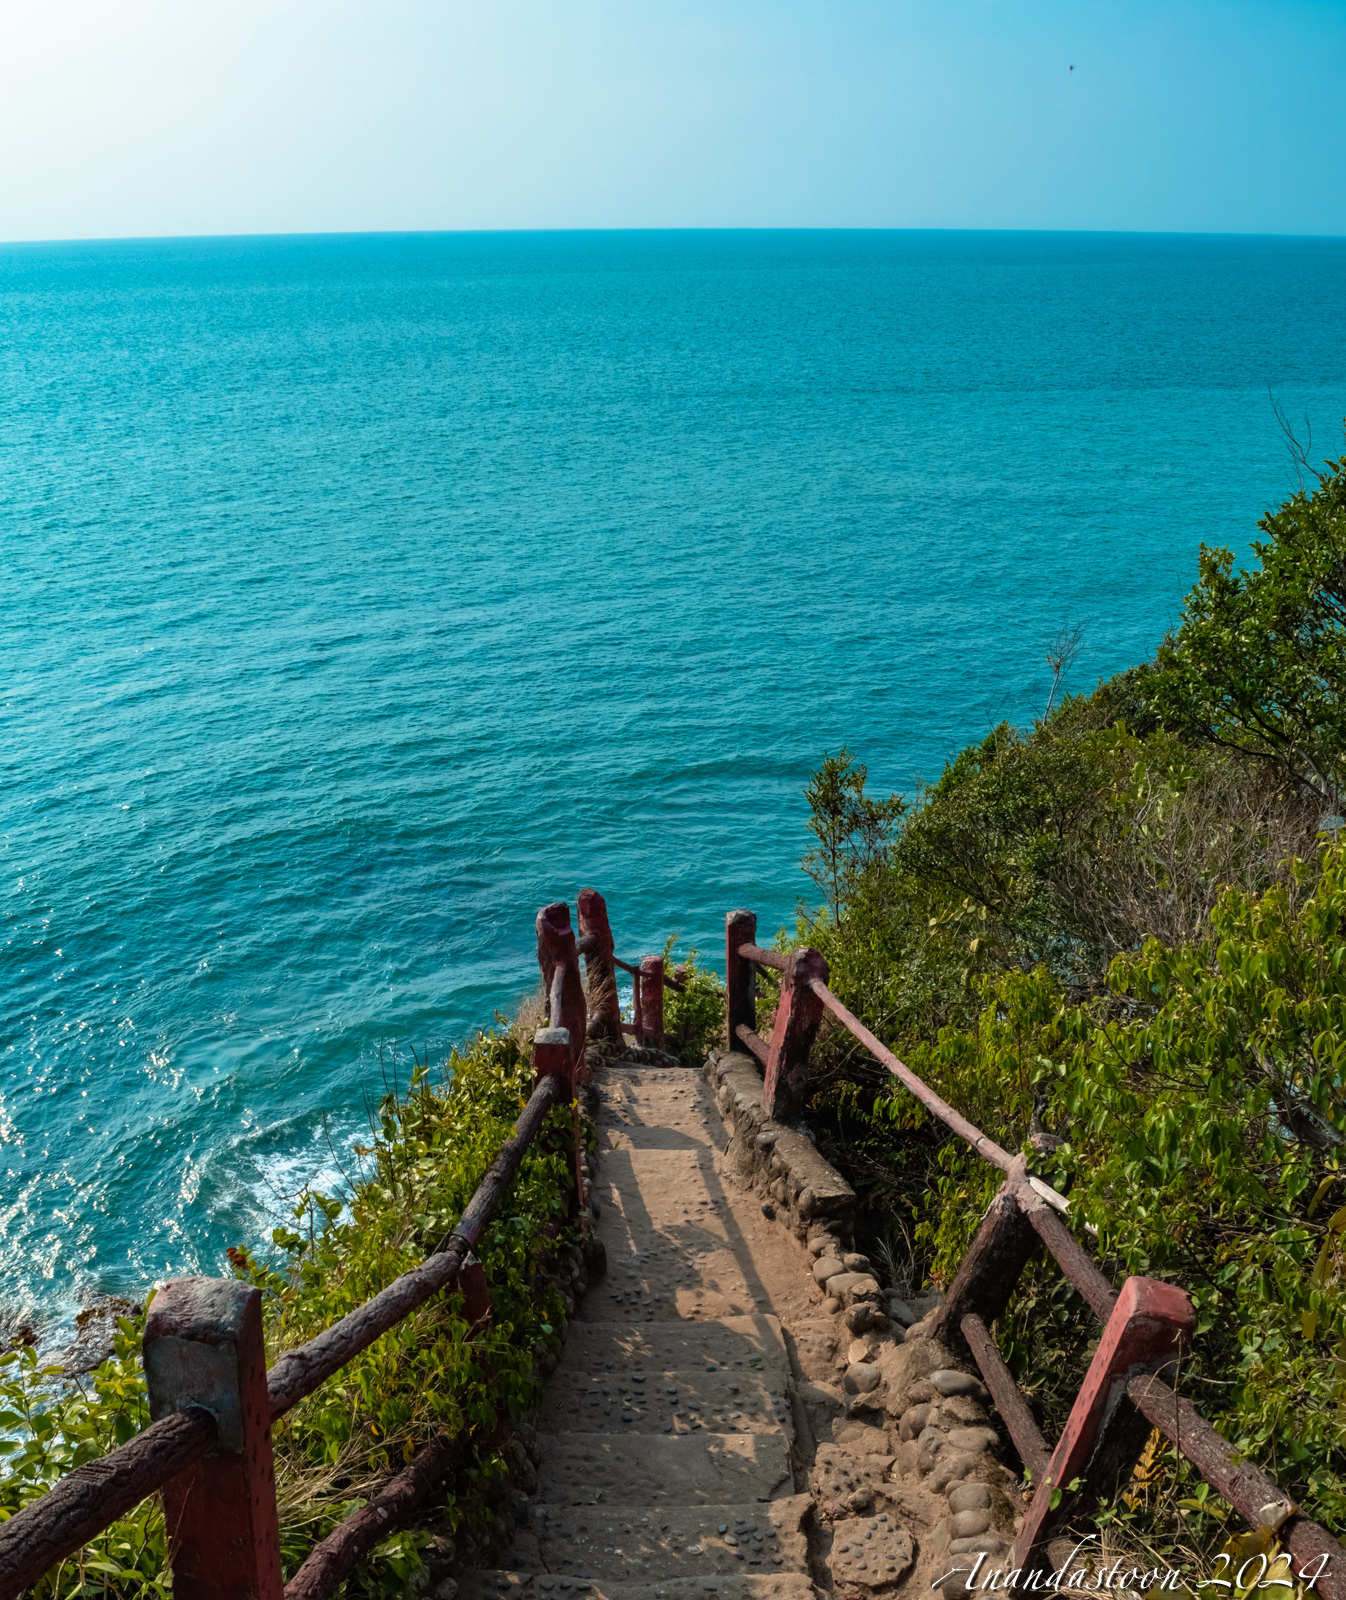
557, 1317, 789, 1385
458, 1573, 815, 1600
534, 1432, 794, 1508
538, 1366, 790, 1438
579, 1240, 769, 1323
501, 1494, 811, 1581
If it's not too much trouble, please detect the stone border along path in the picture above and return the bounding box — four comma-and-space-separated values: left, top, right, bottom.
453, 1048, 1028, 1600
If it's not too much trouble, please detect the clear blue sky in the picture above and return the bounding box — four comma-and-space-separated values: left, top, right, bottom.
1, 0, 1343, 241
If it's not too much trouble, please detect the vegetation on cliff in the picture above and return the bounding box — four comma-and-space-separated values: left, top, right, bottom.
0, 1033, 586, 1599
796, 445, 1346, 1543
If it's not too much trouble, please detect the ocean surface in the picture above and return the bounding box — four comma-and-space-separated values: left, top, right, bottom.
3, 228, 1345, 1332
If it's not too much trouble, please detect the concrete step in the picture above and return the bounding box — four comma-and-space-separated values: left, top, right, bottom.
556, 1316, 789, 1385
534, 1432, 794, 1508
579, 1240, 770, 1323
498, 1495, 811, 1581
458, 1573, 815, 1600
538, 1366, 791, 1438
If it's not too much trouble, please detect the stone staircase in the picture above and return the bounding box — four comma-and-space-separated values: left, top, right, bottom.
455, 1055, 1023, 1600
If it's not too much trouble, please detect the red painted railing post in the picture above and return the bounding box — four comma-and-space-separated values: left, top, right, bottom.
725, 909, 756, 1052
531, 1026, 574, 1099
639, 954, 664, 1048
459, 1255, 492, 1334
143, 1279, 283, 1600
928, 1156, 1039, 1356
1010, 1275, 1196, 1579
577, 887, 621, 1041
762, 947, 828, 1120
536, 902, 587, 1079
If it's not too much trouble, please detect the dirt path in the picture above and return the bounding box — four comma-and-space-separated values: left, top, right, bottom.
456, 1057, 1025, 1600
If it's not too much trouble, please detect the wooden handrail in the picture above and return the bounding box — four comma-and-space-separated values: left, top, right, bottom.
285, 1429, 466, 1600
808, 977, 1070, 1216
961, 1312, 1049, 1481
0, 1072, 568, 1600
736, 942, 789, 972
0, 1410, 218, 1597
548, 960, 566, 1029
721, 908, 1340, 1588
734, 1021, 769, 1064
611, 952, 686, 991
269, 1073, 564, 1419
1127, 1372, 1344, 1600
0, 889, 662, 1600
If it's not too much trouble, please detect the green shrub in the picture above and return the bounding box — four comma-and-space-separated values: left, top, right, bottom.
662, 943, 726, 1065
854, 846, 1346, 1538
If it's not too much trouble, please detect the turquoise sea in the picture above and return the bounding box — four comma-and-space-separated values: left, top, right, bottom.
3, 229, 1345, 1331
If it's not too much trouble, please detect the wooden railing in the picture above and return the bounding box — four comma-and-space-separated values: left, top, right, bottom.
725, 908, 1345, 1600
573, 886, 683, 1050
0, 888, 646, 1600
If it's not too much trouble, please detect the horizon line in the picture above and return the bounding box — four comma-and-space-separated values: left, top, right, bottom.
3, 223, 1346, 250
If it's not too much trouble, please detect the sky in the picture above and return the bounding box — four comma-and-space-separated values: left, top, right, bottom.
0, 0, 1343, 242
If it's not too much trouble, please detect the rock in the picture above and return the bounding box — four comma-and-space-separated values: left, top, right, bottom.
761, 1201, 776, 1219
432, 1581, 459, 1600
899, 1403, 933, 1441
928, 1453, 980, 1493
940, 1394, 989, 1426
809, 1234, 834, 1256
932, 1369, 989, 1402
946, 1425, 1000, 1455
936, 1565, 976, 1598
827, 1514, 913, 1589
844, 1302, 875, 1334
848, 1338, 874, 1364
842, 1253, 871, 1273
909, 1290, 945, 1316
813, 1255, 846, 1285
947, 1482, 993, 1514
824, 1272, 881, 1305
798, 1186, 817, 1217
885, 1296, 918, 1328
951, 1536, 1009, 1557
845, 1485, 876, 1512
951, 1510, 992, 1539
895, 1439, 921, 1477
823, 1297, 842, 1315
844, 1362, 883, 1395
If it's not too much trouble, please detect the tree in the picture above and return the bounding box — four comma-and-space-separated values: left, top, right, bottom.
802, 747, 906, 923
1150, 441, 1346, 808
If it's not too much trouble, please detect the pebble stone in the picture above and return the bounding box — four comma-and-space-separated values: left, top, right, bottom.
945, 1425, 1000, 1454
931, 1370, 989, 1401
947, 1482, 993, 1515
951, 1510, 992, 1539
844, 1362, 883, 1395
